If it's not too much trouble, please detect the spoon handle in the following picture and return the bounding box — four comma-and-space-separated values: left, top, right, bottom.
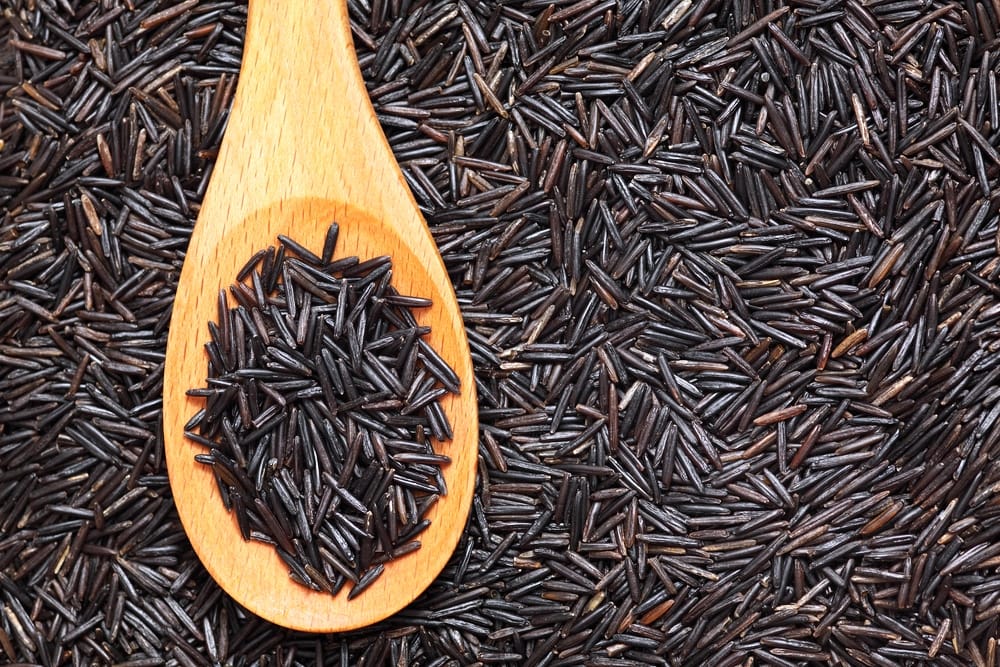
201, 0, 418, 238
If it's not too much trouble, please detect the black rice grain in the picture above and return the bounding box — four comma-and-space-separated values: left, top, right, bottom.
185, 228, 457, 596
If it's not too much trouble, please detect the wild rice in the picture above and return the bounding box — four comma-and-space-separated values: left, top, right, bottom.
3, 0, 1000, 663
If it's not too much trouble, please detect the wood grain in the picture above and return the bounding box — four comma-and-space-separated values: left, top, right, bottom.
162, 0, 477, 632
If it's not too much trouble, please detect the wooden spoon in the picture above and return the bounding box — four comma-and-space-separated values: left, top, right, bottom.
162, 0, 477, 632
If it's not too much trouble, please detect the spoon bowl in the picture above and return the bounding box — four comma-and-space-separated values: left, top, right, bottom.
163, 1, 477, 632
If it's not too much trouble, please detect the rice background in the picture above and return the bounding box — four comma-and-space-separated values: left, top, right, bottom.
2, 0, 1000, 665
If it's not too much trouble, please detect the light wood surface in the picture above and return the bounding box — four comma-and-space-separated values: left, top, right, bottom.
162, 0, 477, 632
